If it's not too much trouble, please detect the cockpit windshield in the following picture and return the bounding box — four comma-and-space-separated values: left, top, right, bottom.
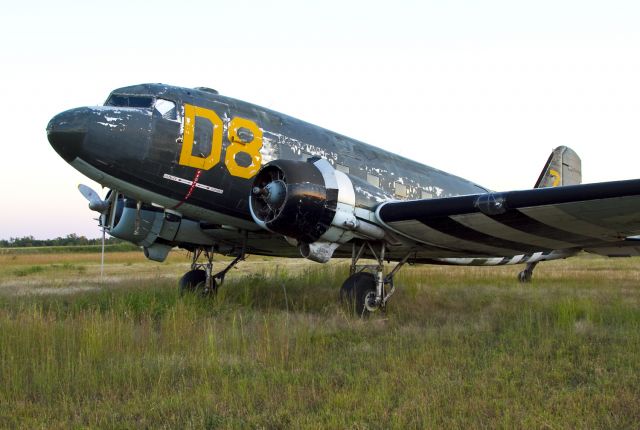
105, 94, 154, 108
104, 94, 180, 121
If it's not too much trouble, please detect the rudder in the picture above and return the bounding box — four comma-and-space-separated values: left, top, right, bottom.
534, 146, 581, 188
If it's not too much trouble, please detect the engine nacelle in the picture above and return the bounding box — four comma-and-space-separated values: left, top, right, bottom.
249, 158, 384, 262
104, 195, 215, 262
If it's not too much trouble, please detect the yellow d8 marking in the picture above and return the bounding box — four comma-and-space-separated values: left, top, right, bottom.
179, 104, 223, 170
178, 104, 263, 179
225, 117, 263, 179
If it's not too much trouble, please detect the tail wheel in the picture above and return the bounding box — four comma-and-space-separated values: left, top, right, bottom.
518, 270, 532, 283
340, 272, 378, 317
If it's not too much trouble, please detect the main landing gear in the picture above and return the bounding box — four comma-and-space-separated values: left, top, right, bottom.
179, 246, 246, 295
517, 261, 539, 283
340, 242, 411, 317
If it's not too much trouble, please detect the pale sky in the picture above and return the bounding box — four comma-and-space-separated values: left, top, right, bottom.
1, 0, 639, 239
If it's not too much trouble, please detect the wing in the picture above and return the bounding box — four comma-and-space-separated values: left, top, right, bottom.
376, 179, 640, 258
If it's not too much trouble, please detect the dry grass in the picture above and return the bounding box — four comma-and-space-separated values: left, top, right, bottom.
0, 250, 639, 428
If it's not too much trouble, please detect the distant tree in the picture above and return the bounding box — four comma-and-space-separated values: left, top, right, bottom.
0, 234, 128, 248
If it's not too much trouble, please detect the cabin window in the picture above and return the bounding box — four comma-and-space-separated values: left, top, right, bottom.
367, 173, 380, 188
421, 190, 433, 199
154, 98, 177, 120
394, 182, 407, 198
105, 94, 154, 108
336, 163, 350, 174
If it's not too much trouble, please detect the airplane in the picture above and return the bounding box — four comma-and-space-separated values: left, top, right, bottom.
47, 83, 640, 316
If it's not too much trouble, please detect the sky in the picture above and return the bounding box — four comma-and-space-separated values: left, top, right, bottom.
1, 0, 639, 239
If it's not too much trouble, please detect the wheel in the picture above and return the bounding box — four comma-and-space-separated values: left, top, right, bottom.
518, 270, 532, 283
340, 272, 378, 317
194, 279, 217, 296
179, 269, 206, 295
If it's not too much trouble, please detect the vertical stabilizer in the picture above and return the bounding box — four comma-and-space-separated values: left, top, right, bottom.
534, 146, 581, 188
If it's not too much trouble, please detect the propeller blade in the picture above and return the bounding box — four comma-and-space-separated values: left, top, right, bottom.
78, 184, 109, 213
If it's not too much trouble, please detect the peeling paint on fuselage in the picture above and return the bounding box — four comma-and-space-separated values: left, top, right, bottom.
96, 122, 120, 128
84, 83, 489, 228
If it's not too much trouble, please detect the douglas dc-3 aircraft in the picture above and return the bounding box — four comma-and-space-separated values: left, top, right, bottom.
47, 83, 640, 315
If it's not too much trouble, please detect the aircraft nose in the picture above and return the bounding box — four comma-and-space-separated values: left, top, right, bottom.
47, 107, 90, 162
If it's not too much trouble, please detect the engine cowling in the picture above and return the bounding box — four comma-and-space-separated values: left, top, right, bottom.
104, 194, 216, 262
250, 158, 384, 262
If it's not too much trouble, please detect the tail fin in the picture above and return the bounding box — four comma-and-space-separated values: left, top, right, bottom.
534, 146, 581, 188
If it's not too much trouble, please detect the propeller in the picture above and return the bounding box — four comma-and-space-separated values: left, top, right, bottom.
78, 184, 110, 281
78, 184, 110, 213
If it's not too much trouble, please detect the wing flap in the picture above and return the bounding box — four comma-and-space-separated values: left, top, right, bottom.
376, 179, 640, 257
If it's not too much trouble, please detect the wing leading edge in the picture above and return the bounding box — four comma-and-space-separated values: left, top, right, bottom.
376, 179, 640, 257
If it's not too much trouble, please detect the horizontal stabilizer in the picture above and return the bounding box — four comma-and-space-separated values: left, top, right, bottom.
585, 237, 640, 257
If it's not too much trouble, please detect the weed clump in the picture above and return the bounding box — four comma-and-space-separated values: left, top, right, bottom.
13, 265, 45, 277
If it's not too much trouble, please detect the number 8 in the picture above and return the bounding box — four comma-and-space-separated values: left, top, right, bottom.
225, 117, 263, 179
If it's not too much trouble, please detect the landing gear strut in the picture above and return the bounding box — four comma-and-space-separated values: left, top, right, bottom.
517, 261, 538, 283
340, 242, 411, 316
179, 244, 246, 296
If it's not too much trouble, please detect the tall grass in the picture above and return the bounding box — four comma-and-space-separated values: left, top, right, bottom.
0, 257, 639, 428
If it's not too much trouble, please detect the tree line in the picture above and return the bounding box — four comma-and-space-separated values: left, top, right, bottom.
0, 234, 126, 248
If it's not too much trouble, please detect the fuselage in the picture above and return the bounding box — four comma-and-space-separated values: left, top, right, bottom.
47, 83, 492, 260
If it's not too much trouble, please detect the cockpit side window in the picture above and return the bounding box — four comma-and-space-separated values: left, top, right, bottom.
105, 94, 154, 108
154, 98, 178, 120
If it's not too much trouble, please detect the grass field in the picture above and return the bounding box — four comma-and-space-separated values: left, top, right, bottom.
1, 249, 639, 428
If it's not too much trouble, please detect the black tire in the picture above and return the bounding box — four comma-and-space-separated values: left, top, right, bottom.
340, 272, 377, 317
179, 270, 207, 295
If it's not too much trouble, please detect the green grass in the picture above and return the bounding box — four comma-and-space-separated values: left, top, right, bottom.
12, 265, 46, 277
0, 255, 639, 428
